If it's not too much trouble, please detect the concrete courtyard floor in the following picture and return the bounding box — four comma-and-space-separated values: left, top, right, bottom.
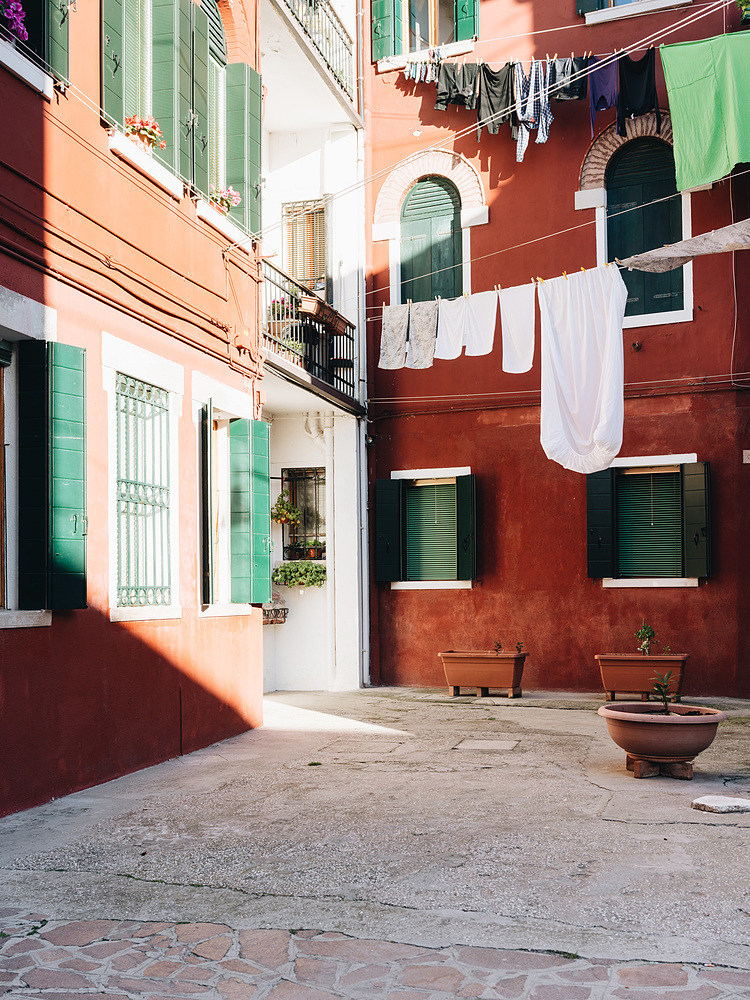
2, 687, 750, 999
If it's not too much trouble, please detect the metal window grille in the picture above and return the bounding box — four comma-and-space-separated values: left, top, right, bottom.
116, 374, 171, 606
283, 201, 327, 299
283, 468, 326, 559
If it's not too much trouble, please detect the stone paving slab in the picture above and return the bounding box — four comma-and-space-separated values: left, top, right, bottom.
1, 911, 748, 1000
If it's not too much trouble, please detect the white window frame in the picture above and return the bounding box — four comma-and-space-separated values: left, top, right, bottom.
0, 288, 57, 629
103, 332, 183, 622
192, 372, 256, 618
585, 0, 692, 25
0, 36, 53, 100
601, 451, 700, 589
389, 466, 472, 590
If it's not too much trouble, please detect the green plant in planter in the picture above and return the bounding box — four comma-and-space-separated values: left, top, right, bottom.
652, 670, 676, 715
271, 489, 301, 525
272, 561, 327, 588
634, 618, 657, 656
493, 640, 524, 655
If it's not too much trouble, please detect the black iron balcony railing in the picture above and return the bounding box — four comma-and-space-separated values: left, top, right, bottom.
284, 0, 354, 101
262, 259, 357, 398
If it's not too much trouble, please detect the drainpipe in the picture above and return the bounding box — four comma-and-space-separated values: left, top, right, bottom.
322, 415, 336, 690
356, 0, 365, 120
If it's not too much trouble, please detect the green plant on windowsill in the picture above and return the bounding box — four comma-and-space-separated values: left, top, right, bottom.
272, 561, 327, 588
271, 489, 301, 525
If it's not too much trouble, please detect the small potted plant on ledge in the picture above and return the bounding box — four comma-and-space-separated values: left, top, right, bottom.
438, 640, 529, 699
306, 539, 325, 559
736, 0, 750, 24
209, 184, 241, 215
271, 489, 301, 525
595, 619, 689, 702
124, 115, 167, 155
598, 670, 726, 780
272, 561, 327, 590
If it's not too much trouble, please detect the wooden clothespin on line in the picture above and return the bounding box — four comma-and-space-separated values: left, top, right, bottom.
563, 271, 568, 280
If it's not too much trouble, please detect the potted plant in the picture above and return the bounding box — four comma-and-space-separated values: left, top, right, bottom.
209, 184, 241, 215
306, 539, 325, 559
595, 619, 689, 702
0, 0, 28, 42
438, 641, 529, 699
598, 671, 727, 779
271, 489, 301, 525
272, 560, 327, 589
124, 115, 167, 155
736, 0, 750, 24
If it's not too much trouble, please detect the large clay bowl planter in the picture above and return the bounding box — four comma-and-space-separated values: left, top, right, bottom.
598, 702, 726, 763
438, 651, 528, 698
595, 653, 689, 702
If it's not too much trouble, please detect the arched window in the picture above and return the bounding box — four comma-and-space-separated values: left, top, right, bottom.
606, 138, 683, 318
400, 177, 462, 303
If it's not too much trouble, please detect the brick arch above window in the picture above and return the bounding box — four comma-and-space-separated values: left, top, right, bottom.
372, 150, 487, 240
579, 112, 673, 191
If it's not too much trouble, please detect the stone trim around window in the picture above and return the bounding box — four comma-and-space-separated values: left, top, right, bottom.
585, 0, 692, 25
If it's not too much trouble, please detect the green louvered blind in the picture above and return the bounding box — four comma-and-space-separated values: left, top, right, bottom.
124, 0, 152, 121
203, 0, 227, 62
616, 470, 682, 577
225, 62, 262, 234
229, 419, 271, 604
152, 0, 178, 171
102, 0, 124, 125
18, 342, 87, 611
209, 57, 226, 191
375, 479, 401, 582
607, 138, 683, 317
405, 481, 457, 581
175, 0, 209, 195
401, 178, 462, 302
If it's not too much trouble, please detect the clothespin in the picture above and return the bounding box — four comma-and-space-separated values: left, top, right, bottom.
581, 266, 586, 273
563, 271, 568, 280
536, 276, 544, 284
553, 52, 558, 60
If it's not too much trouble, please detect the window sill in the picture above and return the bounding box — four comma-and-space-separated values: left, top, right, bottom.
585, 0, 692, 25
377, 39, 474, 74
622, 307, 692, 329
109, 131, 184, 200
390, 580, 473, 590
195, 198, 253, 253
0, 609, 52, 629
0, 38, 53, 100
198, 603, 256, 618
110, 605, 183, 623
602, 578, 699, 588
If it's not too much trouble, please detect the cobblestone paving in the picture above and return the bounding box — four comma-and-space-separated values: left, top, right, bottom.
2, 911, 749, 1000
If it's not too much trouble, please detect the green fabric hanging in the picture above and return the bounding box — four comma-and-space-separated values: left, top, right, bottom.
660, 32, 750, 192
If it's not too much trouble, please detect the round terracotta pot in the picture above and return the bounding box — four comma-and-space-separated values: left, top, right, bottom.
598, 702, 726, 763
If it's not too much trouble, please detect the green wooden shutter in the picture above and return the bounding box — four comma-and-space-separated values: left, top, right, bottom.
456, 473, 476, 581
229, 418, 271, 604
152, 0, 178, 172
400, 179, 462, 302
371, 0, 400, 61
18, 342, 87, 611
177, 0, 193, 183
375, 479, 401, 582
616, 470, 682, 578
577, 0, 604, 13
405, 481, 456, 581
201, 401, 214, 605
225, 62, 262, 234
192, 2, 210, 198
454, 0, 476, 42
682, 461, 711, 578
48, 0, 69, 81
587, 469, 615, 579
102, 0, 124, 126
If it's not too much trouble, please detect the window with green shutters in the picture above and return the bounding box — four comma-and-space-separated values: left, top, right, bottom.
606, 138, 683, 318
586, 462, 711, 580
124, 0, 152, 121
19, 0, 69, 82
372, 0, 475, 59
375, 474, 476, 583
17, 341, 87, 611
400, 177, 462, 303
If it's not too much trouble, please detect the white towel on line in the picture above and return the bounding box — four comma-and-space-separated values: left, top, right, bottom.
498, 284, 536, 373
538, 265, 628, 475
434, 296, 466, 360
464, 290, 498, 356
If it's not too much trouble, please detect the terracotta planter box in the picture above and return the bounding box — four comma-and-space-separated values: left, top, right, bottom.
438, 651, 528, 699
598, 702, 726, 778
595, 653, 689, 702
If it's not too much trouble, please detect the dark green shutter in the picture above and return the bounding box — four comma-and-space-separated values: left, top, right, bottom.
192, 2, 210, 198
375, 479, 401, 582
102, 0, 124, 126
456, 473, 476, 581
177, 0, 193, 183
682, 461, 710, 578
587, 469, 615, 579
577, 0, 604, 13
225, 62, 262, 234
152, 0, 179, 171
18, 341, 87, 611
203, 0, 227, 62
405, 481, 457, 581
401, 179, 462, 302
201, 401, 214, 605
229, 418, 270, 604
371, 0, 400, 61
454, 0, 476, 42
48, 0, 69, 81
616, 471, 682, 578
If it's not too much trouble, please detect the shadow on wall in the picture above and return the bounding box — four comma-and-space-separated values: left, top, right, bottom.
0, 603, 260, 817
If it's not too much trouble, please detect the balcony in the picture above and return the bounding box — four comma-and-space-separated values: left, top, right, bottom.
284, 0, 354, 101
262, 259, 357, 399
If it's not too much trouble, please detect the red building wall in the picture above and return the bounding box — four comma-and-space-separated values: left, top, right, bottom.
365, 1, 750, 696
